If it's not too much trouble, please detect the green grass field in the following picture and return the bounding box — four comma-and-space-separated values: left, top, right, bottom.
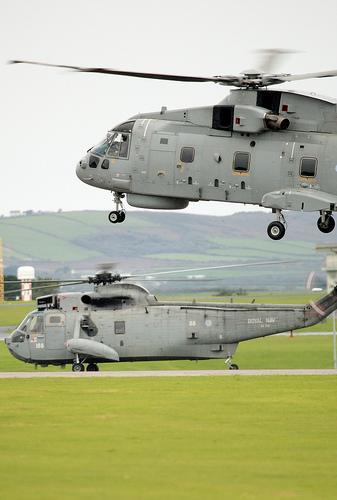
0, 301, 35, 326
1, 298, 336, 499
0, 377, 336, 500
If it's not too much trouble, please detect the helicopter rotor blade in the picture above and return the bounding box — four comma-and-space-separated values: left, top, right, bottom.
125, 259, 296, 279
267, 69, 337, 84
10, 58, 337, 89
95, 262, 118, 273
254, 48, 298, 74
3, 281, 87, 296
130, 278, 227, 282
9, 59, 239, 85
1, 279, 88, 284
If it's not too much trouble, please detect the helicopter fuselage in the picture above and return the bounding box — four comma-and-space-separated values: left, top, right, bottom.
5, 282, 337, 370
10, 58, 337, 239
76, 88, 337, 239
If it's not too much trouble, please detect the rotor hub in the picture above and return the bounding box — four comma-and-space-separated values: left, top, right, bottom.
88, 272, 122, 285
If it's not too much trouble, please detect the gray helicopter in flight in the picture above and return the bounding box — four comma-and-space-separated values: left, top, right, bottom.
4, 261, 337, 372
10, 53, 337, 240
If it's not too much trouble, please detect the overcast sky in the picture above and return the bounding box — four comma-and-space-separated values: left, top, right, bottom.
2, 0, 337, 217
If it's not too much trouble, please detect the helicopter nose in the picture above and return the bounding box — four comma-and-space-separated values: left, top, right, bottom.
76, 161, 83, 180
76, 158, 93, 184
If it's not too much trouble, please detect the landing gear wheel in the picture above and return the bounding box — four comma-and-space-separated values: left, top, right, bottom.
108, 211, 119, 224
229, 363, 239, 370
109, 192, 126, 224
267, 221, 286, 240
117, 211, 126, 223
108, 210, 126, 224
317, 215, 335, 233
72, 363, 85, 372
86, 363, 99, 372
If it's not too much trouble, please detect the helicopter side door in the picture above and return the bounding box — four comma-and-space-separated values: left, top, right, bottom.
279, 140, 322, 189
248, 137, 283, 202
174, 136, 202, 199
23, 314, 45, 361
148, 132, 177, 189
280, 140, 302, 189
44, 312, 66, 356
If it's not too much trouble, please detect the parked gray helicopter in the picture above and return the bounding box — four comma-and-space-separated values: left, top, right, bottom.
4, 262, 337, 372
10, 55, 337, 240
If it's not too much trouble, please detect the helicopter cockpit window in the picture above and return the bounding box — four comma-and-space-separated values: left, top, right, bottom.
89, 155, 100, 168
106, 132, 130, 159
17, 316, 31, 332
27, 315, 44, 334
180, 147, 195, 163
233, 152, 250, 172
91, 122, 134, 160
11, 331, 25, 343
113, 121, 135, 133
91, 139, 109, 157
17, 313, 43, 334
300, 157, 317, 177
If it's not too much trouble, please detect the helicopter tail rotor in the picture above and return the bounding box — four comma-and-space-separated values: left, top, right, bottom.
254, 48, 298, 74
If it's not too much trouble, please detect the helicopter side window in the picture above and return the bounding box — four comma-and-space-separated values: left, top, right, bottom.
28, 315, 44, 334
11, 331, 25, 343
300, 157, 317, 178
17, 313, 43, 333
17, 316, 31, 332
101, 159, 109, 169
233, 152, 250, 172
114, 321, 125, 335
107, 132, 130, 159
180, 147, 195, 163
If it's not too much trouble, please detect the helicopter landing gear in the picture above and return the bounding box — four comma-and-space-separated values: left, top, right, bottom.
108, 210, 125, 224
317, 211, 335, 233
267, 209, 286, 240
72, 354, 85, 372
86, 363, 99, 372
229, 363, 239, 370
225, 357, 239, 370
108, 192, 126, 224
72, 362, 85, 372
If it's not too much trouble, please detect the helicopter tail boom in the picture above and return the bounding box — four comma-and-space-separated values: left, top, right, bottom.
305, 286, 337, 327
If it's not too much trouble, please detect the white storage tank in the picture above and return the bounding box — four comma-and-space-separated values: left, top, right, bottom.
17, 266, 35, 301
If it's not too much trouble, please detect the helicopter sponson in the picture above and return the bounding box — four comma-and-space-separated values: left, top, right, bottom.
5, 282, 337, 372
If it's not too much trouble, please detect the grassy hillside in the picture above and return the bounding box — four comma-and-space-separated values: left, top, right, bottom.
0, 210, 332, 289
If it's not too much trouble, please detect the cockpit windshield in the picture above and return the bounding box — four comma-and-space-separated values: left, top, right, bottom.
91, 139, 109, 156
91, 121, 135, 159
17, 312, 44, 334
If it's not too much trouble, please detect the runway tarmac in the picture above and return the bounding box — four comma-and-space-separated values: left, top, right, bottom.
0, 369, 336, 378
